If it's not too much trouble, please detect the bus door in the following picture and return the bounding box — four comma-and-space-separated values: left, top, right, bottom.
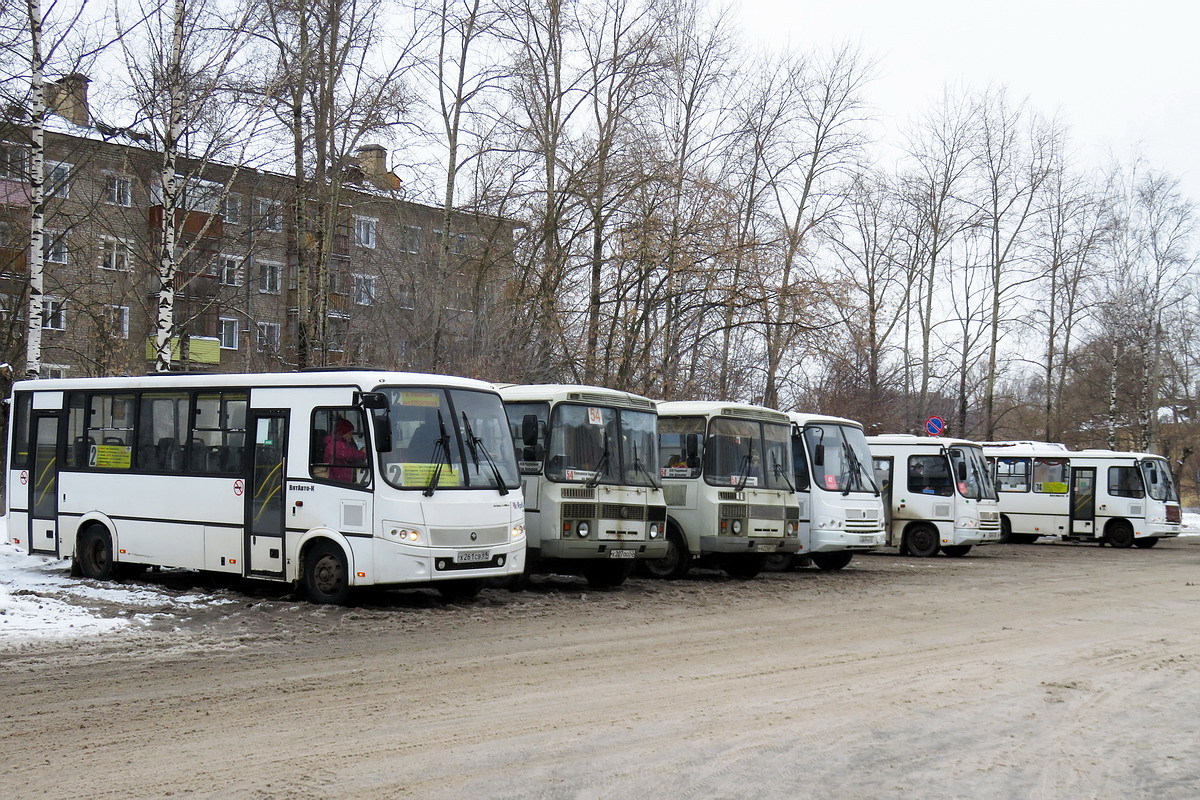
245, 411, 288, 577
872, 457, 894, 531
1069, 466, 1096, 537
28, 412, 62, 556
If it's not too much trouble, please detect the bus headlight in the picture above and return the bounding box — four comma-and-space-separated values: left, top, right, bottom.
394, 527, 422, 543
577, 521, 590, 538
731, 519, 743, 535
957, 517, 978, 529
649, 523, 660, 539
786, 522, 797, 536
512, 524, 526, 540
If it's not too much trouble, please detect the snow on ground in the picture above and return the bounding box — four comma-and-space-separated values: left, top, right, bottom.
0, 518, 234, 644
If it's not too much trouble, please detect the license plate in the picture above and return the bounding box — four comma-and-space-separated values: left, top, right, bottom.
756, 544, 776, 553
609, 549, 635, 559
455, 550, 490, 563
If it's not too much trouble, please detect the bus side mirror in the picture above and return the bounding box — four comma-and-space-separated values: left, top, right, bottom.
359, 392, 389, 410
685, 433, 699, 460
359, 393, 392, 452
957, 462, 967, 481
521, 414, 539, 446
814, 444, 825, 467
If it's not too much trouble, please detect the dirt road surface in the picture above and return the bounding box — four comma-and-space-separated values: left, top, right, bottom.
2, 538, 1198, 799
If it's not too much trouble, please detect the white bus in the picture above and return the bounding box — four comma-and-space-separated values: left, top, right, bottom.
5, 370, 526, 604
769, 412, 886, 571
642, 401, 801, 579
867, 435, 1001, 557
982, 441, 1181, 547
500, 384, 668, 588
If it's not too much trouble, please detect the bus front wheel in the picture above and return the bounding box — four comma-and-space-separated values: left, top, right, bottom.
763, 553, 795, 572
1105, 522, 1135, 549
77, 526, 116, 581
905, 525, 940, 558
810, 551, 853, 571
303, 541, 350, 604
639, 531, 689, 580
720, 553, 766, 579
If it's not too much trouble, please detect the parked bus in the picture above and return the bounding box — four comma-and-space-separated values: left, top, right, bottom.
769, 412, 886, 571
642, 401, 801, 579
982, 441, 1181, 547
5, 370, 526, 604
500, 384, 668, 588
867, 435, 1001, 557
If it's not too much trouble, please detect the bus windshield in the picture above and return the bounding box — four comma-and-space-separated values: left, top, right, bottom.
544, 403, 658, 486
948, 446, 997, 500
704, 418, 792, 491
1140, 459, 1179, 502
802, 423, 878, 494
380, 387, 519, 491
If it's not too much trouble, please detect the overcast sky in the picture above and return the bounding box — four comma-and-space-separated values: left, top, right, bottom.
737, 0, 1200, 201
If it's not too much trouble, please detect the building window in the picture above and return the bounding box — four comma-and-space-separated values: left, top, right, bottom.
222, 193, 242, 224
327, 314, 349, 352
353, 274, 376, 306
105, 305, 129, 339
402, 225, 421, 254
40, 364, 68, 379
256, 321, 281, 352
104, 174, 132, 206
437, 229, 468, 255
396, 339, 410, 363
397, 286, 414, 310
219, 255, 243, 286
354, 216, 377, 248
47, 162, 72, 198
0, 142, 28, 179
219, 317, 239, 349
99, 237, 132, 271
258, 260, 281, 294
43, 298, 66, 330
257, 198, 282, 232
45, 231, 67, 264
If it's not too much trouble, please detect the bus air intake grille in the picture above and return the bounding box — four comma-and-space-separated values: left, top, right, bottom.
663, 485, 687, 506
429, 524, 510, 548
749, 504, 785, 520
719, 504, 748, 518
600, 504, 645, 521
561, 487, 596, 499
785, 507, 800, 521
562, 503, 598, 519
1167, 506, 1181, 523
719, 492, 741, 501
648, 505, 668, 522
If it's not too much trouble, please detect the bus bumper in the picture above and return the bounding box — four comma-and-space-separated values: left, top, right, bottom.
808, 529, 885, 553
1138, 523, 1180, 539
700, 535, 800, 555
950, 526, 1001, 546
538, 538, 669, 560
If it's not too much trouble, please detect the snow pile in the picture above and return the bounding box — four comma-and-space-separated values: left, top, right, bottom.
1182, 511, 1200, 536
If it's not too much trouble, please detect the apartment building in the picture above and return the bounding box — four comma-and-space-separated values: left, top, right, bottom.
0, 75, 518, 379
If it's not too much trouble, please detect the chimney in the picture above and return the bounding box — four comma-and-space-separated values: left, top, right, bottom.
47, 73, 90, 127
355, 145, 388, 178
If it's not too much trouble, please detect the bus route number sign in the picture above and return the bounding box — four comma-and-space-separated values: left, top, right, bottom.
925, 416, 945, 437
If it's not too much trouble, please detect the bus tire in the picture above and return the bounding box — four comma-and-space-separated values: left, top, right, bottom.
77, 525, 117, 581
639, 530, 689, 580
1133, 537, 1159, 549
720, 553, 766, 579
905, 525, 940, 558
437, 578, 484, 600
810, 551, 854, 570
584, 560, 634, 588
941, 545, 972, 557
1105, 521, 1135, 549
763, 553, 795, 572
999, 517, 1013, 543
303, 540, 351, 604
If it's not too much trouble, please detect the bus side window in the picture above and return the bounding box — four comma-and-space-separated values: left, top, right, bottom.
1108, 466, 1144, 498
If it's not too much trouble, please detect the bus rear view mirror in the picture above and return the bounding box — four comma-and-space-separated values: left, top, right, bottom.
359, 392, 389, 410
957, 462, 967, 481
814, 444, 825, 467
522, 414, 539, 446
685, 433, 699, 460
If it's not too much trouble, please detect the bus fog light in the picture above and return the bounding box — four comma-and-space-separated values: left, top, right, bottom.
577, 521, 590, 538
731, 519, 743, 535
649, 523, 659, 539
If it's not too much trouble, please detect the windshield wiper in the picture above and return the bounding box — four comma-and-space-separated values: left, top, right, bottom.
423, 410, 452, 497
461, 411, 509, 496
632, 440, 660, 489
842, 441, 879, 496
587, 430, 612, 488
771, 451, 794, 492
734, 437, 754, 492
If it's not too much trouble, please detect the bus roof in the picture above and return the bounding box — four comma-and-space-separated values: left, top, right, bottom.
866, 433, 983, 449
786, 411, 864, 429
498, 384, 656, 410
980, 442, 1163, 462
11, 370, 500, 394
655, 400, 790, 424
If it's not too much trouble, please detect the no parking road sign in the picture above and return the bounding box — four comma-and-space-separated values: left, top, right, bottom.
925, 416, 945, 436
